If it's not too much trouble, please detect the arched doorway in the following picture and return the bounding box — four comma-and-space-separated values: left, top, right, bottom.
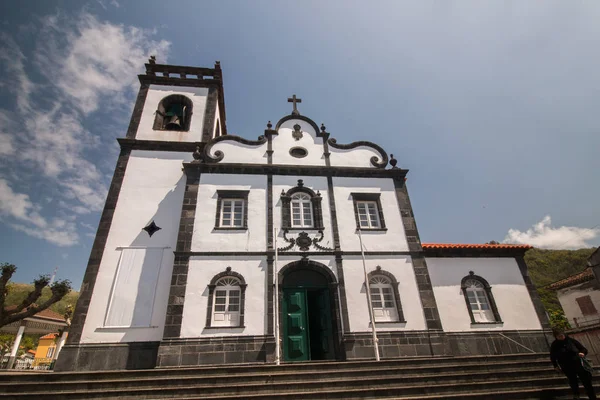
279, 260, 339, 362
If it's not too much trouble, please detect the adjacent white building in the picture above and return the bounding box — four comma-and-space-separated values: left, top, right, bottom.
55, 60, 551, 371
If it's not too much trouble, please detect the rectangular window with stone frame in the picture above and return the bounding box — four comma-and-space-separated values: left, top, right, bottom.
350, 193, 387, 231
214, 190, 249, 230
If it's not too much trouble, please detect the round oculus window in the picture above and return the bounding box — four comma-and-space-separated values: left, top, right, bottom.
290, 147, 308, 158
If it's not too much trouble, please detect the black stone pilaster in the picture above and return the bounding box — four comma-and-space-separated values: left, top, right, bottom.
125, 84, 149, 139
162, 167, 200, 339
516, 256, 551, 330
335, 255, 351, 334
393, 177, 443, 330
201, 88, 218, 143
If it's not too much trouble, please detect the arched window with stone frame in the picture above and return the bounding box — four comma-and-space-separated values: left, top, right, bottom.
461, 271, 502, 324
153, 94, 193, 131
205, 268, 247, 328
367, 267, 405, 323
280, 180, 324, 230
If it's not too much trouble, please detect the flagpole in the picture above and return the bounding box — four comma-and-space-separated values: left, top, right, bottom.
274, 227, 281, 365
358, 227, 380, 361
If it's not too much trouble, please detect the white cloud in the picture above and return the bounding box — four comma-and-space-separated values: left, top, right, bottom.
0, 11, 170, 246
503, 215, 599, 250
0, 133, 14, 155
0, 177, 79, 246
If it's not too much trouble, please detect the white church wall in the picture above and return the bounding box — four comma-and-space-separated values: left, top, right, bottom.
272, 119, 326, 166
273, 175, 334, 249
557, 284, 600, 327
329, 146, 384, 169
208, 139, 269, 164
181, 256, 267, 337
343, 256, 427, 332
426, 257, 542, 332
136, 85, 209, 142
192, 174, 267, 252
81, 151, 192, 343
333, 177, 408, 252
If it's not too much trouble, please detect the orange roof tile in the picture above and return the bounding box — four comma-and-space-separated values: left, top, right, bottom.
422, 243, 533, 250
5, 306, 65, 322
39, 333, 59, 340
547, 268, 595, 291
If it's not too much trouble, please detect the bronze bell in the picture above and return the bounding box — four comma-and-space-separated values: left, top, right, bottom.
165, 115, 182, 130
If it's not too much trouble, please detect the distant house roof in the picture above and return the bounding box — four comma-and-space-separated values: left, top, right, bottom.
547, 267, 595, 291
422, 243, 532, 257
39, 333, 59, 340
422, 243, 532, 250
5, 306, 65, 322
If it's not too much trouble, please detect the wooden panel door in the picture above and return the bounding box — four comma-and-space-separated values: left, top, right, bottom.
316, 289, 334, 359
283, 289, 309, 361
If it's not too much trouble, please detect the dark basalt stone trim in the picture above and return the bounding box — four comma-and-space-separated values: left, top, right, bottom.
126, 83, 149, 139
393, 177, 442, 330
157, 335, 274, 367
516, 256, 551, 330
327, 138, 388, 169
61, 147, 132, 349
118, 138, 200, 152
173, 250, 416, 257
335, 254, 351, 336
55, 341, 159, 371
162, 169, 200, 339
201, 87, 218, 143
203, 134, 267, 163
275, 114, 324, 137
184, 162, 409, 179
343, 329, 549, 359
139, 75, 222, 88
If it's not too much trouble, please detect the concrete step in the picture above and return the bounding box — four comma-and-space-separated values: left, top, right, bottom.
0, 352, 549, 383
0, 365, 558, 395
0, 359, 554, 393
5, 373, 599, 399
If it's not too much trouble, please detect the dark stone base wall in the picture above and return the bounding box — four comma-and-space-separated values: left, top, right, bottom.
157, 335, 274, 367
344, 330, 551, 360
55, 330, 550, 371
54, 342, 159, 372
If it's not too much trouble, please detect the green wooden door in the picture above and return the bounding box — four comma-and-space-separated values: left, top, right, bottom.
283, 289, 309, 361
316, 289, 334, 359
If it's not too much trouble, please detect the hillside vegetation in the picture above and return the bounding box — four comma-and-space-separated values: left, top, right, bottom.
5, 283, 79, 316
525, 247, 596, 312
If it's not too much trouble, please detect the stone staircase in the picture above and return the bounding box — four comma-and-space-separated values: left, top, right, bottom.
0, 353, 598, 399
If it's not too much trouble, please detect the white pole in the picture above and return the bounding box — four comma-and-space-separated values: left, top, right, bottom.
358, 228, 380, 361
274, 227, 281, 365
8, 323, 26, 369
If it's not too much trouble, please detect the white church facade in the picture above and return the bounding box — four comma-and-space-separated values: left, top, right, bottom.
55, 60, 551, 371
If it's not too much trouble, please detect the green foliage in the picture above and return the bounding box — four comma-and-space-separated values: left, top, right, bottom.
525, 247, 596, 312
548, 309, 571, 330
4, 283, 79, 315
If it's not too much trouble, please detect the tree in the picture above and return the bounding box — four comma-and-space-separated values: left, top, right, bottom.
548, 309, 571, 330
0, 263, 71, 328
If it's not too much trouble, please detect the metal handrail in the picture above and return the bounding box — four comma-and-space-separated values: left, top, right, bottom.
498, 333, 536, 353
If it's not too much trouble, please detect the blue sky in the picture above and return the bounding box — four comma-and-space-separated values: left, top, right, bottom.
1, 1, 599, 288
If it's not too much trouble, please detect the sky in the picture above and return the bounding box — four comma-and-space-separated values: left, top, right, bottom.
1, 1, 599, 288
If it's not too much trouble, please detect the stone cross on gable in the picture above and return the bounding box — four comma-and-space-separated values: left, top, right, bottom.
287, 94, 302, 116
